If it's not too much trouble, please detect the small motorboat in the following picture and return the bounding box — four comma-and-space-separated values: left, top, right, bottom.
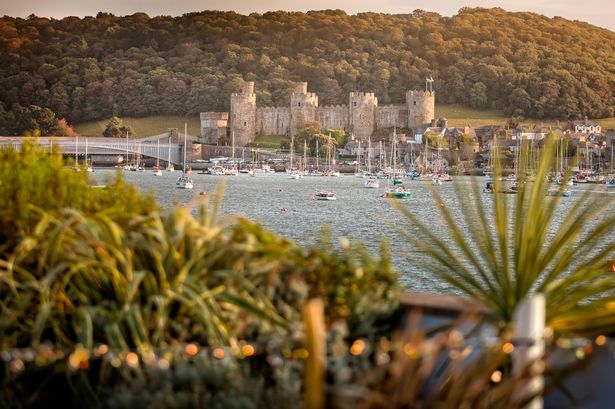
315, 191, 336, 201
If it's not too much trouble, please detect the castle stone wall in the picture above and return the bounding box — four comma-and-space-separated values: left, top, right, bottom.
317, 105, 349, 131
375, 105, 407, 129
203, 81, 435, 146
200, 112, 228, 144
349, 92, 378, 140
406, 90, 435, 131
256, 107, 290, 136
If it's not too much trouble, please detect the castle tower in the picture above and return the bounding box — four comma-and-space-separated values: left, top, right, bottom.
349, 92, 378, 140
406, 90, 435, 131
200, 112, 228, 144
230, 81, 256, 146
290, 82, 318, 137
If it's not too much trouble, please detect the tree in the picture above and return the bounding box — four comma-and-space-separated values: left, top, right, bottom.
469, 82, 488, 108
103, 116, 134, 138
56, 118, 75, 137
14, 105, 58, 136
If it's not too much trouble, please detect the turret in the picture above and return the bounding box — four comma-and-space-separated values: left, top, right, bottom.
290, 82, 318, 137
406, 90, 435, 131
349, 92, 378, 140
230, 81, 257, 146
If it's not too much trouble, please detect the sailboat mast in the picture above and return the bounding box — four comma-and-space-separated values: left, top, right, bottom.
367, 137, 372, 174
290, 134, 294, 171
183, 123, 187, 174
75, 135, 78, 165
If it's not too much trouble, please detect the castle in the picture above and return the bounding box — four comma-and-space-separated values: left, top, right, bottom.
200, 81, 435, 146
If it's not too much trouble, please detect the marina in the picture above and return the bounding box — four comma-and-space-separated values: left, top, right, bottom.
91, 169, 615, 292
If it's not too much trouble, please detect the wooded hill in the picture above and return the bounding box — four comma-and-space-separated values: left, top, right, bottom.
0, 7, 614, 135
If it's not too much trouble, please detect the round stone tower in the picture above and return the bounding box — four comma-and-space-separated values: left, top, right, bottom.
290, 82, 318, 137
406, 90, 435, 131
230, 81, 256, 146
349, 92, 378, 140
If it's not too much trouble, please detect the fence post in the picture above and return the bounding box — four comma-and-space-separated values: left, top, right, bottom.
513, 294, 545, 409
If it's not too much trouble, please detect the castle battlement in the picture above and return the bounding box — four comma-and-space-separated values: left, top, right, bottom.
406, 90, 435, 97
231, 92, 256, 98
377, 104, 406, 109
292, 92, 318, 100
349, 92, 376, 98
319, 104, 348, 109
200, 112, 229, 120
258, 106, 288, 112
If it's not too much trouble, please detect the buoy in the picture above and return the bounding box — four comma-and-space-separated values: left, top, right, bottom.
278, 188, 283, 192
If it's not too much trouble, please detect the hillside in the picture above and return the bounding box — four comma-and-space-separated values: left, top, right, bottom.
73, 115, 201, 137
1, 8, 614, 136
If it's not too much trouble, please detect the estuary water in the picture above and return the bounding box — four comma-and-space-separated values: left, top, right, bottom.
92, 169, 614, 291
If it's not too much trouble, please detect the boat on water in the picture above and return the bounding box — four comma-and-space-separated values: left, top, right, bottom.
176, 175, 194, 189
306, 169, 323, 177
382, 128, 411, 198
483, 181, 518, 194
364, 177, 379, 188
153, 139, 163, 176
176, 124, 193, 189
548, 186, 571, 197
382, 185, 412, 198
315, 191, 336, 201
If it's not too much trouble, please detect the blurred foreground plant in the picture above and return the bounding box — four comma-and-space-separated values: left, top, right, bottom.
394, 134, 615, 336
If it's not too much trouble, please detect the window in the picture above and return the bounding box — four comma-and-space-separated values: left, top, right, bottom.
413, 101, 417, 106
244, 122, 247, 126
354, 102, 357, 107
298, 102, 301, 107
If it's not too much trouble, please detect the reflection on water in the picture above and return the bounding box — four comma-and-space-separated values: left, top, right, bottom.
93, 169, 614, 291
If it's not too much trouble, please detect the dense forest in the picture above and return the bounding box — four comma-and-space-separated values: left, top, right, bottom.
0, 8, 614, 135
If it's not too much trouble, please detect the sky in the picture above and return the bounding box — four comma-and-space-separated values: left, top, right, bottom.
0, 0, 613, 31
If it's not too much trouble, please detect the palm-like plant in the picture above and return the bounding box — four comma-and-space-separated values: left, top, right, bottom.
394, 134, 615, 336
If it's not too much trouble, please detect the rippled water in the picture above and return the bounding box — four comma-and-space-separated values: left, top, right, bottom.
93, 169, 614, 291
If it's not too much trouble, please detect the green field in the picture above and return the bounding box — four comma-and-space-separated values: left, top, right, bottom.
252, 135, 288, 148
437, 104, 615, 129
73, 115, 201, 137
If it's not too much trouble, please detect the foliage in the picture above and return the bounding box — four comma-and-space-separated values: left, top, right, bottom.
469, 82, 488, 109
0, 8, 613, 136
102, 116, 134, 138
394, 134, 615, 336
55, 118, 75, 136
424, 131, 449, 149
74, 115, 201, 137
2, 104, 59, 136
324, 129, 347, 147
0, 140, 155, 252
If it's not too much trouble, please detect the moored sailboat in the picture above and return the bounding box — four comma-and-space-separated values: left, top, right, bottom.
176, 124, 193, 189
